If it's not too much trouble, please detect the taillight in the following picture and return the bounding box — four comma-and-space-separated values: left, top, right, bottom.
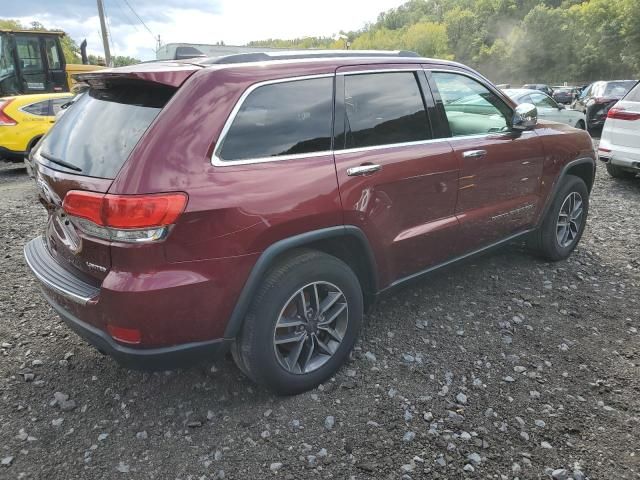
62, 191, 188, 243
0, 99, 17, 126
607, 106, 640, 121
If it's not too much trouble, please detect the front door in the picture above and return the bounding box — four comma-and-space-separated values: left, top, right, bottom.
428, 70, 545, 253
14, 35, 48, 93
333, 66, 460, 286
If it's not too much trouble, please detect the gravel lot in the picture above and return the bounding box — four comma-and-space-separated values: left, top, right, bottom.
0, 154, 638, 480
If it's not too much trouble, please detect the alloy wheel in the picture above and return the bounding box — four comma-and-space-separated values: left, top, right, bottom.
273, 281, 348, 374
556, 192, 583, 248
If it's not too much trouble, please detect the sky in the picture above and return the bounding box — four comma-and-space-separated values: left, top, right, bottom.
5, 0, 405, 61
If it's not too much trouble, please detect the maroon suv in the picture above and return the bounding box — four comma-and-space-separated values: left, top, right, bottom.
24, 51, 595, 394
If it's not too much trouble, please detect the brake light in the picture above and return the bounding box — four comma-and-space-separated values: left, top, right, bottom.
0, 99, 17, 126
107, 325, 142, 344
62, 191, 188, 242
607, 106, 640, 121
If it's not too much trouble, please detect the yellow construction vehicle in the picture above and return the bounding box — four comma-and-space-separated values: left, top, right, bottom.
0, 29, 104, 96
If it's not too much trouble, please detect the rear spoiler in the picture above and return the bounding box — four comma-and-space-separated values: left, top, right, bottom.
74, 62, 203, 88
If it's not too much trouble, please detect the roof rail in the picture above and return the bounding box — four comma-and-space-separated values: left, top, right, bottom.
199, 50, 420, 65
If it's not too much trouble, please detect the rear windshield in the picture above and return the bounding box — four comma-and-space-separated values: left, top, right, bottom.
38, 82, 174, 178
593, 81, 636, 98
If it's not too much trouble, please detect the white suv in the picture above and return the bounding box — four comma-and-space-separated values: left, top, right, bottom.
599, 81, 640, 178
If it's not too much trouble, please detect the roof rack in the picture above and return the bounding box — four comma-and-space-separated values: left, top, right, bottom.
199, 50, 420, 65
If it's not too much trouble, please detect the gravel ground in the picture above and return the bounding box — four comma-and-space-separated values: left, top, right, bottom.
0, 154, 639, 480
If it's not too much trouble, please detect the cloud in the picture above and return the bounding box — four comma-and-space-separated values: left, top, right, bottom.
7, 0, 404, 61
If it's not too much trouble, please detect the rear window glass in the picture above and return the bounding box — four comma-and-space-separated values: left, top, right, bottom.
339, 72, 430, 149
218, 77, 333, 162
623, 82, 640, 102
38, 82, 174, 178
22, 100, 50, 116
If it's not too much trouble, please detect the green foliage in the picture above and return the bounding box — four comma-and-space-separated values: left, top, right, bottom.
247, 0, 640, 84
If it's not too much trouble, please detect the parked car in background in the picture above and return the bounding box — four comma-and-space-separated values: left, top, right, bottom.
522, 83, 554, 96
505, 89, 586, 130
552, 86, 579, 104
495, 83, 511, 90
572, 80, 638, 133
598, 81, 640, 179
24, 51, 595, 394
0, 93, 73, 161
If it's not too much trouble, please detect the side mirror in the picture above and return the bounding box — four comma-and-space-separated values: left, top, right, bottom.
558, 103, 565, 110
512, 103, 537, 130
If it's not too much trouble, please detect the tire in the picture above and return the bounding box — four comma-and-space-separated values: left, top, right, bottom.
530, 175, 589, 261
231, 249, 363, 395
606, 163, 637, 179
575, 120, 586, 130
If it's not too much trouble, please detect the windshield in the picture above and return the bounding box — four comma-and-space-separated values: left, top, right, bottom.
0, 35, 16, 80
38, 82, 174, 178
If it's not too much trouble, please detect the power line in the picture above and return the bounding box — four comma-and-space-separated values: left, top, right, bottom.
120, 0, 157, 43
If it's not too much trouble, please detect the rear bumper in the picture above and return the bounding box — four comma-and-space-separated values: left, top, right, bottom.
598, 141, 640, 170
43, 289, 230, 370
24, 236, 232, 370
0, 146, 27, 161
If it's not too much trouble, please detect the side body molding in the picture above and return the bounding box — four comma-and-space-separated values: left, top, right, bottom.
223, 225, 377, 339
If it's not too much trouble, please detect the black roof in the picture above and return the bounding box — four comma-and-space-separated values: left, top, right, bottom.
199, 50, 420, 65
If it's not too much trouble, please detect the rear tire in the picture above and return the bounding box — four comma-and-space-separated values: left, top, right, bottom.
232, 249, 363, 395
606, 163, 637, 179
530, 175, 589, 261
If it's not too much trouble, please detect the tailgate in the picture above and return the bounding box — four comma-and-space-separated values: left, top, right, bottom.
30, 65, 198, 282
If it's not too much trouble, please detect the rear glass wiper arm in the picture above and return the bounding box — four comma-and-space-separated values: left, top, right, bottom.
39, 151, 82, 172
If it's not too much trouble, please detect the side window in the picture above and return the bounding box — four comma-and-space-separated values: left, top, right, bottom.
341, 72, 430, 149
431, 72, 510, 137
530, 93, 557, 109
16, 37, 43, 72
22, 100, 51, 116
51, 97, 72, 115
519, 94, 534, 105
624, 82, 640, 102
218, 77, 333, 162
45, 38, 61, 69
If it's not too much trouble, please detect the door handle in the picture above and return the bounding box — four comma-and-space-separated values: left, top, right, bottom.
462, 150, 487, 158
347, 164, 382, 176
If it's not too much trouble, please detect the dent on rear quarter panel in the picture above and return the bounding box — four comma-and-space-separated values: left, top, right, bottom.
534, 122, 595, 221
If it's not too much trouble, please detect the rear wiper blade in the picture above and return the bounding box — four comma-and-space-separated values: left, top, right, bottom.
39, 151, 82, 172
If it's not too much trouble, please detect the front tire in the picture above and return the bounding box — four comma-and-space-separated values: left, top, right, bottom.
231, 249, 363, 395
575, 120, 586, 130
530, 175, 589, 261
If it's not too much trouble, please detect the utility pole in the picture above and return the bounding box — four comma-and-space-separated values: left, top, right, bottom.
97, 0, 112, 66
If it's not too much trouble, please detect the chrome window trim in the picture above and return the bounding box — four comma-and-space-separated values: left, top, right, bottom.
337, 67, 421, 76
211, 73, 335, 167
211, 68, 529, 167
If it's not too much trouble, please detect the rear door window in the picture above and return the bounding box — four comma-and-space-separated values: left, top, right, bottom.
431, 72, 511, 137
38, 82, 174, 178
22, 100, 51, 116
339, 71, 430, 149
217, 77, 333, 162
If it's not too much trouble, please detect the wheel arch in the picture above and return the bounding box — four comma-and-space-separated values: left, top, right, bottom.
223, 226, 378, 339
27, 135, 43, 152
537, 157, 595, 228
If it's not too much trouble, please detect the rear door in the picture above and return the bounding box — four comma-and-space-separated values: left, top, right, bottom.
333, 65, 459, 285
427, 69, 545, 252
